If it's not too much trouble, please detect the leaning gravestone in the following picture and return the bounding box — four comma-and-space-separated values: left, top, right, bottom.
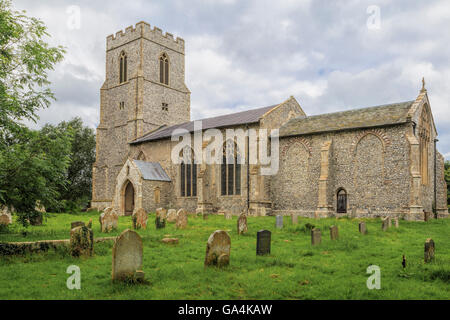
204, 230, 231, 267
311, 228, 321, 245
424, 238, 435, 263
70, 226, 94, 257
276, 215, 283, 229
166, 209, 177, 223
291, 213, 298, 225
71, 221, 85, 229
237, 213, 248, 235
99, 207, 118, 233
359, 222, 367, 235
256, 230, 271, 255
176, 208, 188, 229
112, 229, 144, 282
381, 217, 390, 231
155, 208, 166, 229
132, 208, 148, 230
330, 225, 339, 240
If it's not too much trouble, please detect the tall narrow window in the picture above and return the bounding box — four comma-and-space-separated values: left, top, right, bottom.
159, 53, 169, 85
119, 52, 127, 83
180, 147, 197, 197
337, 189, 347, 213
221, 140, 241, 196
419, 106, 430, 185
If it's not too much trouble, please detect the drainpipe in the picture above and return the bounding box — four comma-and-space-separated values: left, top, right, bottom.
434, 138, 438, 218
246, 125, 250, 212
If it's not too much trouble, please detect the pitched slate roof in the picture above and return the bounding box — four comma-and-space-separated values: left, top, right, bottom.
131, 104, 277, 144
279, 101, 414, 137
133, 160, 171, 182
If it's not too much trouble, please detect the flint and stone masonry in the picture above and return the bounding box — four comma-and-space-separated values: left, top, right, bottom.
91, 22, 448, 221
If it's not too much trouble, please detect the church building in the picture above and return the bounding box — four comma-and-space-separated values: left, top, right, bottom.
91, 22, 448, 220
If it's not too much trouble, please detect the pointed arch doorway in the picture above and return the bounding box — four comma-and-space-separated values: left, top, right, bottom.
123, 180, 135, 216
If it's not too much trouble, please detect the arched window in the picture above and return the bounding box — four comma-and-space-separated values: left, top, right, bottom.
221, 140, 241, 196
119, 51, 127, 83
337, 189, 347, 213
159, 53, 169, 85
419, 106, 430, 185
180, 146, 197, 197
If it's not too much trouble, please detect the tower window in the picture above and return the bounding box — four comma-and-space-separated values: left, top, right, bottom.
119, 51, 127, 83
119, 101, 125, 110
162, 103, 169, 111
159, 53, 169, 85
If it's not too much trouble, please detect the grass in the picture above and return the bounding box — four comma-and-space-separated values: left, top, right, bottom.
0, 212, 449, 300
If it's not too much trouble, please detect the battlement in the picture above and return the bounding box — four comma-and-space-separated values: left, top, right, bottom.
106, 21, 185, 53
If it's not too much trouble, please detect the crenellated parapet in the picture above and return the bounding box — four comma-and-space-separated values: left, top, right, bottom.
106, 21, 185, 53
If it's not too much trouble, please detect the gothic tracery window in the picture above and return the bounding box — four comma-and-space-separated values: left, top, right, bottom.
119, 51, 127, 83
180, 146, 197, 197
159, 53, 169, 85
221, 140, 241, 196
419, 106, 431, 185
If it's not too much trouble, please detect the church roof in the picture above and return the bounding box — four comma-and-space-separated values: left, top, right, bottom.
279, 100, 414, 137
131, 104, 277, 144
133, 160, 171, 182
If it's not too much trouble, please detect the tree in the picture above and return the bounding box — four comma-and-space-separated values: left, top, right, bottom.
42, 118, 96, 211
0, 0, 65, 141
445, 160, 450, 208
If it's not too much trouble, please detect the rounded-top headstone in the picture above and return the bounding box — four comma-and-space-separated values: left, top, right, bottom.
176, 208, 188, 229
237, 212, 248, 235
204, 230, 231, 267
112, 229, 143, 281
70, 225, 94, 257
166, 209, 177, 223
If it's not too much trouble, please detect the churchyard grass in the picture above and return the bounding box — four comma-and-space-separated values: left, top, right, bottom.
0, 212, 449, 299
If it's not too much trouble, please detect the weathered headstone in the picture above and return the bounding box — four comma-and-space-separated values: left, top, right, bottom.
330, 225, 339, 240
393, 217, 399, 228
224, 211, 232, 220
166, 209, 177, 223
311, 228, 321, 245
70, 226, 94, 257
291, 213, 298, 225
99, 207, 118, 233
276, 215, 283, 229
256, 230, 271, 255
204, 230, 231, 267
29, 214, 43, 226
161, 238, 179, 244
0, 214, 11, 226
202, 212, 209, 220
359, 221, 367, 235
112, 229, 144, 282
132, 208, 148, 230
155, 208, 166, 229
175, 208, 188, 229
424, 238, 435, 263
237, 213, 248, 235
381, 217, 390, 231
71, 221, 85, 229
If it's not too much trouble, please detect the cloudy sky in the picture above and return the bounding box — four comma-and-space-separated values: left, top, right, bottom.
13, 0, 450, 158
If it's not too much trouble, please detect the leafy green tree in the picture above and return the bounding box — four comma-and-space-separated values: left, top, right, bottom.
0, 0, 65, 140
42, 118, 96, 211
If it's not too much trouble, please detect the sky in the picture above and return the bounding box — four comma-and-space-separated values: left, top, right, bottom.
13, 0, 450, 159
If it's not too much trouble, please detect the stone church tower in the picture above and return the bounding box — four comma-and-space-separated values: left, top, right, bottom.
91, 22, 190, 210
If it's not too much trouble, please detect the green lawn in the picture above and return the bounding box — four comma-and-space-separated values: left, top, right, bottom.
0, 212, 449, 300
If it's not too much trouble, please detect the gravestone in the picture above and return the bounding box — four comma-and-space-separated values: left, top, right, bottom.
424, 238, 435, 263
276, 215, 283, 229
424, 211, 433, 222
29, 214, 43, 226
237, 213, 248, 235
256, 230, 271, 255
359, 222, 367, 235
161, 238, 179, 244
166, 209, 177, 223
224, 211, 232, 220
71, 221, 85, 229
381, 217, 390, 231
70, 226, 94, 257
155, 208, 166, 229
204, 230, 231, 267
291, 213, 298, 225
132, 208, 148, 230
112, 229, 144, 282
176, 208, 188, 229
393, 217, 399, 228
330, 225, 339, 240
99, 207, 118, 233
202, 212, 209, 220
311, 228, 321, 245
0, 214, 11, 226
